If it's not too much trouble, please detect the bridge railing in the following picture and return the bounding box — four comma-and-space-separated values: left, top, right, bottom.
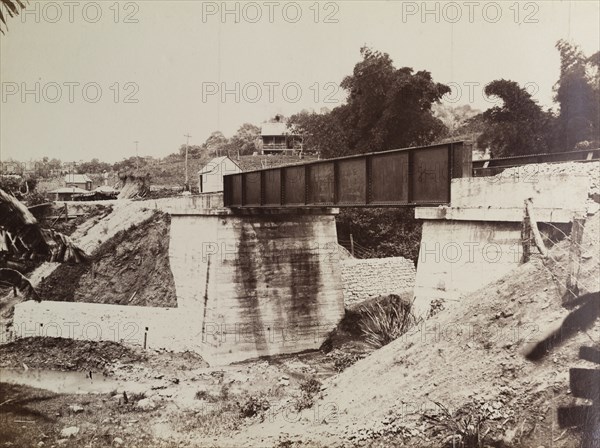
224, 142, 470, 208
472, 148, 599, 177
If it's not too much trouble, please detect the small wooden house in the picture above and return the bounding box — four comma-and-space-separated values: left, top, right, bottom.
260, 118, 302, 155
64, 174, 92, 191
198, 156, 242, 193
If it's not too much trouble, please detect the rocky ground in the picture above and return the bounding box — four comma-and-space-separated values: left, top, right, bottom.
0, 340, 343, 448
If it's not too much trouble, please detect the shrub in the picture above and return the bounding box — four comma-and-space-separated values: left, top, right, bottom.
128, 392, 145, 403
425, 401, 492, 448
331, 351, 364, 372
238, 394, 270, 418
428, 298, 445, 318
295, 377, 322, 411
195, 390, 219, 403
299, 377, 321, 396
359, 296, 415, 348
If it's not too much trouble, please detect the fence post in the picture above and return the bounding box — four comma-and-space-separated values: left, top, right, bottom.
350, 234, 355, 257
525, 199, 548, 258
521, 212, 531, 263
566, 217, 585, 300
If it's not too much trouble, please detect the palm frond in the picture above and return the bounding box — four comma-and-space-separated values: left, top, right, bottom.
0, 268, 40, 301
0, 0, 27, 34
0, 188, 87, 263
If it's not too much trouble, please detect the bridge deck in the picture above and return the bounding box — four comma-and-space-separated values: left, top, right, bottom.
224, 142, 471, 209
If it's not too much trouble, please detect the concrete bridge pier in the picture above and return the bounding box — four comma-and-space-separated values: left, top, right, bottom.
411, 173, 590, 318
168, 206, 345, 365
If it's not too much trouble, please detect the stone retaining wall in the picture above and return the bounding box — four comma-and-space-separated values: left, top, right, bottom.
340, 257, 416, 308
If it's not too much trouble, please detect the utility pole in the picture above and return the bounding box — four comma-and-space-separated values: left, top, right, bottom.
184, 133, 192, 191
134, 141, 139, 172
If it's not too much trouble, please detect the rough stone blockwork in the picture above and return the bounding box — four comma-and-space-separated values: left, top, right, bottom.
340, 257, 416, 308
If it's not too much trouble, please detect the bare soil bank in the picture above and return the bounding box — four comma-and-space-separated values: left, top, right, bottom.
37, 212, 178, 307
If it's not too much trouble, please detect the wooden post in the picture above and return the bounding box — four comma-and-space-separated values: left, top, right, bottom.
521, 213, 531, 263
566, 217, 585, 299
350, 234, 355, 257
525, 199, 548, 258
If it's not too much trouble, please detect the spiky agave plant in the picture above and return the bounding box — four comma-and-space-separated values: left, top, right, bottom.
358, 296, 416, 348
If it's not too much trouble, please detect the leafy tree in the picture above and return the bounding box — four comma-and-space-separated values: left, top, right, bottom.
433, 104, 481, 138
77, 158, 112, 174
204, 131, 229, 157
268, 114, 286, 123
179, 144, 204, 159
0, 175, 39, 203
289, 47, 450, 159
112, 156, 149, 173
338, 47, 450, 155
476, 80, 554, 157
289, 47, 449, 262
288, 109, 348, 157
336, 207, 422, 263
0, 175, 23, 195
47, 158, 62, 172
554, 40, 600, 150
229, 123, 261, 155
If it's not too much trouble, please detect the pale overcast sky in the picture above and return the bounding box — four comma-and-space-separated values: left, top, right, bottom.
1, 1, 599, 162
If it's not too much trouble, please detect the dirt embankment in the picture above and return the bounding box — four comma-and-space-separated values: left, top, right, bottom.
37, 211, 178, 307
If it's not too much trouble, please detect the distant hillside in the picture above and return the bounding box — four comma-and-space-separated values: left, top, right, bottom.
146, 153, 318, 188
29, 154, 320, 195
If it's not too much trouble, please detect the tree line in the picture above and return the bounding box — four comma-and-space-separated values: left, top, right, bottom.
287, 41, 599, 159
195, 40, 598, 160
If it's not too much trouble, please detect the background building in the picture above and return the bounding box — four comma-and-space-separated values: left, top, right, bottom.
260, 116, 302, 155
64, 174, 92, 191
198, 156, 242, 193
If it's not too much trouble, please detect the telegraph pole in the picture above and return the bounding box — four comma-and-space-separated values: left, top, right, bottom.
184, 133, 192, 191
134, 141, 139, 172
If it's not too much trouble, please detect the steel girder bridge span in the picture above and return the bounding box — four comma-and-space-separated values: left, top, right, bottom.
223, 142, 472, 209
